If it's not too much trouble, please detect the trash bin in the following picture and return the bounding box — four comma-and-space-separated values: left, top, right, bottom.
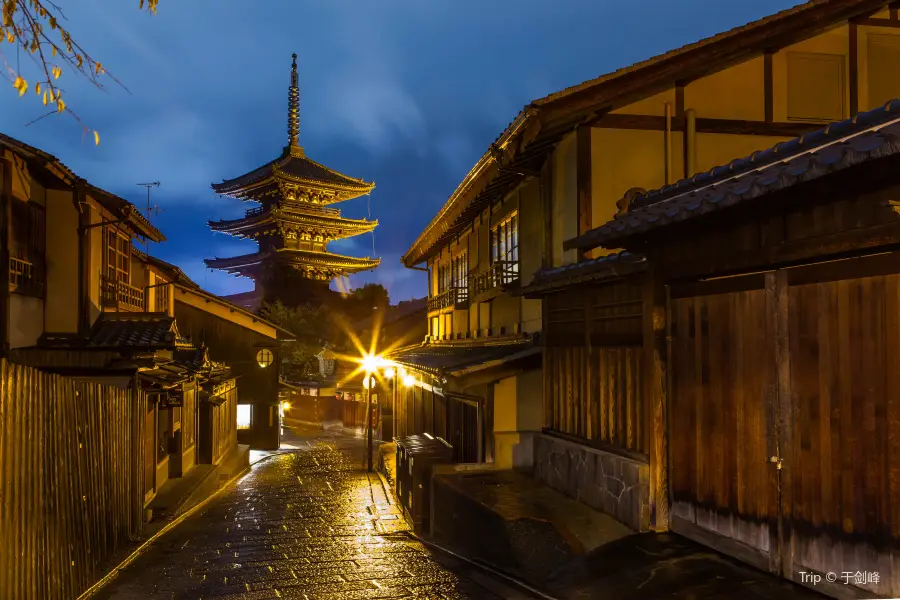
395, 434, 452, 533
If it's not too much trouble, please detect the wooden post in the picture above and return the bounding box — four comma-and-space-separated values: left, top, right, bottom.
644, 269, 669, 531
766, 270, 794, 576
74, 179, 91, 336
0, 158, 11, 358
849, 23, 859, 117
540, 160, 553, 268
764, 52, 774, 123
576, 125, 592, 262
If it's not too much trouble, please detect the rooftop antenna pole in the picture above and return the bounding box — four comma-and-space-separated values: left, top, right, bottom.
137, 181, 162, 255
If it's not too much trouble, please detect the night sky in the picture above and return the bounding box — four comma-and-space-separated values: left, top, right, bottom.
0, 0, 798, 303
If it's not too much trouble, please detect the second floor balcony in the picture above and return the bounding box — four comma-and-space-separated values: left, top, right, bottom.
428, 287, 468, 313
9, 255, 45, 297
470, 261, 519, 298
101, 274, 146, 312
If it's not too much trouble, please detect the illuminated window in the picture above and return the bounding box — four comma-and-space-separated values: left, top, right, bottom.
491, 212, 519, 284
237, 404, 252, 430
452, 251, 468, 301
256, 348, 274, 368
437, 263, 451, 294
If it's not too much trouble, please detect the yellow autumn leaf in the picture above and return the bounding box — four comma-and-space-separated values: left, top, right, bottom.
34, 82, 40, 95
52, 65, 61, 79
5, 32, 13, 44
93, 131, 100, 146
42, 90, 47, 106
76, 55, 83, 68
49, 16, 56, 30
95, 62, 102, 75
57, 98, 65, 113
51, 46, 56, 56
13, 76, 26, 96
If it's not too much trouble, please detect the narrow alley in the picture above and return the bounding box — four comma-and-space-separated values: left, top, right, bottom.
92, 427, 538, 600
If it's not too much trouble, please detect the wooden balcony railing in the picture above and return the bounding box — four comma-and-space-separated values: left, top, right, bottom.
470, 261, 519, 297
428, 286, 468, 312
101, 275, 146, 312
249, 203, 342, 218
9, 255, 44, 297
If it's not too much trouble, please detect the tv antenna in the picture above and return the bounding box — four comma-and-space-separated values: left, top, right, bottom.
137, 181, 162, 254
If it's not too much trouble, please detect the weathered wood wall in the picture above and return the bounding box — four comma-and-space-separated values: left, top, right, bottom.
0, 359, 145, 599
282, 392, 324, 424
668, 280, 775, 566
649, 166, 900, 595
543, 276, 648, 455
176, 302, 279, 449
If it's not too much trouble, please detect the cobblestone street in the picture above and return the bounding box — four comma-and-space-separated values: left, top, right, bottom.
94, 428, 536, 600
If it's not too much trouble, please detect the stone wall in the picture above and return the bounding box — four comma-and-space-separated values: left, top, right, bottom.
534, 432, 650, 532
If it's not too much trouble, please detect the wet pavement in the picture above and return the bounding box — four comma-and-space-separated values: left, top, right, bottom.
94, 427, 538, 600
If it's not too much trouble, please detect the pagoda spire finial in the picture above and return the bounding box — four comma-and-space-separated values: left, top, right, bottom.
286, 53, 303, 156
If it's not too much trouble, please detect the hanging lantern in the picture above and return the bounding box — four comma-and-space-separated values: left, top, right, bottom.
316, 346, 337, 378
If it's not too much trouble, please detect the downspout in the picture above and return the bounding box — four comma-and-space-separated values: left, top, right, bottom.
685, 109, 697, 179
72, 178, 90, 336
664, 103, 673, 185
0, 158, 11, 358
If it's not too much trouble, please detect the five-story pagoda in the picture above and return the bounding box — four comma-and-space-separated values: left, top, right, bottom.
206, 54, 380, 308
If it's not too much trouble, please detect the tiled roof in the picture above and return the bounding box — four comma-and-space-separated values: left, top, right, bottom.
401, 0, 891, 267
85, 313, 179, 349
211, 150, 374, 197
520, 252, 647, 296
567, 101, 900, 252
390, 338, 536, 377
133, 250, 201, 289
0, 133, 165, 243
204, 248, 381, 273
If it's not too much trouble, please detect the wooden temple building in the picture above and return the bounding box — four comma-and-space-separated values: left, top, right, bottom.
207, 54, 380, 309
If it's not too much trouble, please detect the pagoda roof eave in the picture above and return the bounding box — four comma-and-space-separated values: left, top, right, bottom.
204, 249, 381, 273
273, 248, 381, 271
207, 211, 378, 237
211, 149, 374, 201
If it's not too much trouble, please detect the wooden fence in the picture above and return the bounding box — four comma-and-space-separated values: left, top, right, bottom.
543, 275, 649, 456
395, 384, 480, 463
0, 359, 145, 600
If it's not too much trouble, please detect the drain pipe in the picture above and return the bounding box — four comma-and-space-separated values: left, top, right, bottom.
685, 108, 697, 179
664, 102, 673, 185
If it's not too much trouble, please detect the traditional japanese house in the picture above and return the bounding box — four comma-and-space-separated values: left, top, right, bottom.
564, 99, 900, 599
0, 133, 165, 351
139, 254, 293, 451
207, 54, 380, 309
398, 0, 900, 533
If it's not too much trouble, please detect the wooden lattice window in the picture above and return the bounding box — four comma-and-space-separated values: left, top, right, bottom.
9, 199, 45, 296
104, 227, 132, 284
491, 211, 519, 284
437, 263, 452, 294
452, 251, 468, 300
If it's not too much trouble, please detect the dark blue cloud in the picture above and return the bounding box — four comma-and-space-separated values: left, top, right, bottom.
0, 0, 796, 302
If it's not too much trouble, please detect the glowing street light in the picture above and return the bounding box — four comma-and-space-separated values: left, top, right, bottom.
360, 352, 388, 473
403, 374, 415, 388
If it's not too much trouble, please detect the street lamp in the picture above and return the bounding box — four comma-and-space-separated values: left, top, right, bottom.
362, 369, 378, 472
